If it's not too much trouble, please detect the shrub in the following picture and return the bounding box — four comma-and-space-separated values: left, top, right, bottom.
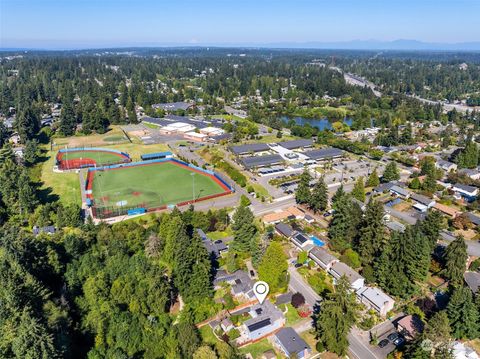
291, 292, 306, 309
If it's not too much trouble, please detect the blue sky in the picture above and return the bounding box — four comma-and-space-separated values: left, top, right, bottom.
1, 0, 479, 49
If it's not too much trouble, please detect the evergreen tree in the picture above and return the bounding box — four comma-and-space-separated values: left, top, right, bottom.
331, 184, 346, 209
15, 107, 40, 142
315, 276, 357, 356
457, 140, 479, 169
447, 286, 479, 339
382, 161, 400, 182
23, 139, 39, 166
328, 195, 362, 252
257, 241, 288, 293
59, 101, 77, 136
351, 176, 366, 202
231, 206, 258, 253
193, 346, 218, 359
442, 236, 468, 285
366, 167, 380, 188
356, 199, 385, 266
420, 210, 443, 250
295, 169, 311, 204
309, 176, 328, 213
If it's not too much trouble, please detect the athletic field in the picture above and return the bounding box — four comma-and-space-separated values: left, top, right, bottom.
88, 161, 229, 210
57, 149, 130, 169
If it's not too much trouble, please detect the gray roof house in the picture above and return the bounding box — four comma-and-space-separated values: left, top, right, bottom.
309, 247, 339, 271
466, 212, 480, 226
242, 300, 285, 341
214, 270, 255, 300
356, 286, 395, 317
464, 271, 480, 293
197, 229, 228, 257
273, 327, 311, 359
32, 225, 56, 236
435, 160, 457, 172
389, 185, 411, 198
373, 182, 397, 193
453, 183, 479, 198
329, 262, 365, 290
291, 232, 313, 250
275, 223, 295, 238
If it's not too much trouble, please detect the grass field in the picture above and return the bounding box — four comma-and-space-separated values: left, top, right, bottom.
59, 150, 128, 166
90, 161, 227, 209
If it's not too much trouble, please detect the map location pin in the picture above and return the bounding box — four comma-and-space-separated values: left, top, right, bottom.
253, 281, 269, 304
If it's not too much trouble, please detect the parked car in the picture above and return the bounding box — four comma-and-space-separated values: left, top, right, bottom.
294, 263, 303, 268
378, 339, 389, 348
249, 270, 255, 278
393, 337, 405, 347
387, 333, 399, 342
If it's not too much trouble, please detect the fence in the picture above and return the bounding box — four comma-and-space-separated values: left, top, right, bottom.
56, 147, 131, 170
86, 158, 234, 219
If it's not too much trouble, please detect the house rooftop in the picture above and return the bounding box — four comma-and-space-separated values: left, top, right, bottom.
303, 147, 343, 160
454, 183, 478, 194
274, 327, 311, 356
275, 223, 295, 238
410, 193, 435, 206
309, 247, 338, 266
464, 271, 480, 293
240, 154, 284, 169
330, 262, 364, 284
357, 287, 395, 310
230, 143, 270, 155
466, 212, 480, 226
390, 185, 411, 197
277, 139, 313, 150
244, 300, 283, 333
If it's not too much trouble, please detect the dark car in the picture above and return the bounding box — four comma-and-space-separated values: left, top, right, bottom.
294, 263, 303, 268
387, 332, 399, 342
378, 339, 389, 348
249, 270, 255, 277
393, 337, 405, 347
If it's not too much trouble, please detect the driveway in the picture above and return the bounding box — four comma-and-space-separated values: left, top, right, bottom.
287, 266, 321, 307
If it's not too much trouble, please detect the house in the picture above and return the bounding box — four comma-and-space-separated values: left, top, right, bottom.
390, 185, 411, 198
197, 229, 228, 257
386, 220, 406, 233
291, 233, 314, 250
464, 272, 480, 294
285, 206, 305, 220
356, 287, 395, 317
466, 212, 480, 226
273, 327, 311, 359
32, 225, 56, 236
309, 247, 339, 271
275, 223, 295, 238
213, 270, 255, 300
373, 182, 397, 194
396, 315, 424, 340
242, 300, 285, 341
263, 211, 295, 224
453, 183, 479, 201
452, 341, 480, 359
435, 160, 457, 173
329, 262, 365, 290
304, 214, 315, 224
410, 193, 436, 212
433, 202, 460, 218
459, 168, 480, 181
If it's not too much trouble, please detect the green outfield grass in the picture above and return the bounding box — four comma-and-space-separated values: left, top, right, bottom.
91, 161, 227, 209
60, 150, 127, 166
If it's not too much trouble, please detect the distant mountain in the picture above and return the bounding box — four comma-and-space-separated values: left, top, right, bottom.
263, 39, 480, 51
1, 39, 480, 51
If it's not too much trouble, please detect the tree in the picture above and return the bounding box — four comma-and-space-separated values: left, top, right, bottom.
15, 107, 40, 142
409, 177, 421, 190
366, 168, 380, 188
328, 195, 362, 252
295, 168, 311, 204
447, 286, 479, 339
315, 276, 357, 356
356, 199, 385, 266
309, 176, 328, 213
174, 322, 201, 359
23, 139, 40, 166
59, 101, 77, 136
457, 140, 479, 169
18, 169, 38, 215
331, 184, 346, 208
291, 292, 306, 308
231, 206, 258, 253
376, 226, 430, 298
239, 194, 251, 207
442, 236, 468, 285
382, 161, 400, 182
193, 345, 218, 359
351, 176, 366, 202
258, 242, 288, 292
420, 210, 443, 250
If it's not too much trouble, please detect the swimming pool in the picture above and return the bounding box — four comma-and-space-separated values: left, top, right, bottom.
310, 236, 325, 247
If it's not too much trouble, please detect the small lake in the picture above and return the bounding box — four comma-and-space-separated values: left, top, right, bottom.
280, 116, 353, 131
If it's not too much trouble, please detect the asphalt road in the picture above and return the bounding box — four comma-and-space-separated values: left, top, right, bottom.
348, 331, 380, 359
440, 230, 480, 256
287, 266, 321, 307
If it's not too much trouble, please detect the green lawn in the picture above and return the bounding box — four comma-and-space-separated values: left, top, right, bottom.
60, 150, 128, 166
91, 161, 227, 208
239, 339, 277, 358
199, 326, 218, 346
280, 303, 303, 326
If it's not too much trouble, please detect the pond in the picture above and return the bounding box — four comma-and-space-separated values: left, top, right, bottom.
280, 116, 353, 131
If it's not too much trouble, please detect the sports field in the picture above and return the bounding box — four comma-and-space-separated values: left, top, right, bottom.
88, 161, 229, 209
57, 149, 130, 169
